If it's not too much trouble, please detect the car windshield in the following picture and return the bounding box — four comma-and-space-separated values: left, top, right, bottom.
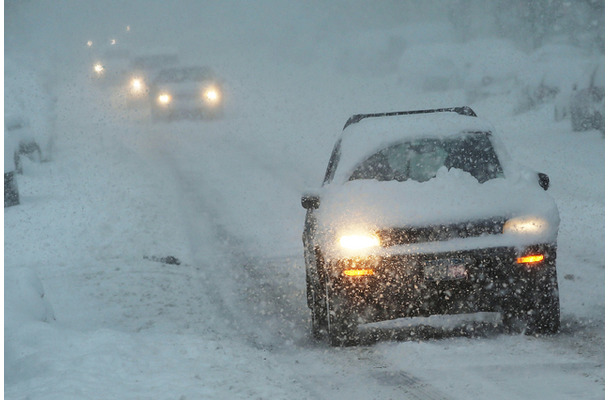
154, 67, 213, 83
348, 132, 503, 183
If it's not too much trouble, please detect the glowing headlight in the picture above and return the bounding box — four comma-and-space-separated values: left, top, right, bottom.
503, 216, 548, 235
130, 78, 144, 93
93, 63, 104, 74
204, 87, 221, 104
157, 93, 172, 105
339, 234, 380, 250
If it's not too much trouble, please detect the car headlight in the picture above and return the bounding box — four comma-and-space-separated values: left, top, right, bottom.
203, 86, 221, 104
130, 78, 145, 94
503, 216, 549, 235
93, 63, 104, 74
339, 234, 380, 250
157, 93, 172, 105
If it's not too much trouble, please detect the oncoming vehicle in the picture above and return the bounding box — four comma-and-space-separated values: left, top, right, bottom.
149, 66, 223, 121
124, 49, 180, 104
90, 46, 132, 87
301, 107, 560, 346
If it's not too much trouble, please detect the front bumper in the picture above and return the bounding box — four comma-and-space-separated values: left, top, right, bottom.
326, 244, 557, 324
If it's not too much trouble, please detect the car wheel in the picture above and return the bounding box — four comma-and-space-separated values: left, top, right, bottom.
324, 279, 358, 347
502, 265, 560, 335
524, 268, 560, 335
307, 271, 326, 340
311, 286, 326, 341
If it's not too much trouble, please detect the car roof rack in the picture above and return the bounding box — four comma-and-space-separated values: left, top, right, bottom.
343, 106, 477, 130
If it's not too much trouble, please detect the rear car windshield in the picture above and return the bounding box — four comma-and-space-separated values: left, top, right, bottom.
348, 132, 503, 184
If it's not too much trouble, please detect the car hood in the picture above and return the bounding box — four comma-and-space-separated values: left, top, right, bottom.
316, 167, 560, 255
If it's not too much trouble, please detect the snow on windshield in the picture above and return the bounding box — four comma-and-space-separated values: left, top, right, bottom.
348, 132, 503, 184
330, 113, 495, 183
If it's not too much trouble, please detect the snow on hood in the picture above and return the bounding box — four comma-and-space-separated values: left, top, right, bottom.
316, 167, 559, 256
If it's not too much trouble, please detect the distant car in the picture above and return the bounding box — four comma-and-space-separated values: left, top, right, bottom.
90, 46, 132, 87
149, 66, 224, 120
554, 62, 604, 133
301, 107, 560, 346
123, 49, 180, 104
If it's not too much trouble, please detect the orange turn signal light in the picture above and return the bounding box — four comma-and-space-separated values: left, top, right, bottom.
517, 254, 544, 264
343, 268, 375, 277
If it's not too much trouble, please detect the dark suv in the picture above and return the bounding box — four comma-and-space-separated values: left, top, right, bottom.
301, 107, 560, 346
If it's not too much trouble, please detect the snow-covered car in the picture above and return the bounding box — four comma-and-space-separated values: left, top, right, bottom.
301, 107, 560, 346
553, 60, 604, 132
149, 66, 224, 121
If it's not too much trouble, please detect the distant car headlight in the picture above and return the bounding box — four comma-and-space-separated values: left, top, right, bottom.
339, 234, 380, 250
203, 86, 221, 104
130, 78, 145, 94
503, 216, 549, 235
93, 63, 104, 74
157, 93, 172, 105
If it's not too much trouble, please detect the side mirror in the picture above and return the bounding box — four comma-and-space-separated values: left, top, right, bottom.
301, 194, 320, 210
538, 172, 550, 191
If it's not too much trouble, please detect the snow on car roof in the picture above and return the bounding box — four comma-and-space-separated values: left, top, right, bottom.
333, 112, 496, 183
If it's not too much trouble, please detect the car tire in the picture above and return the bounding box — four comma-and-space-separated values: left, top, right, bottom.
311, 289, 326, 341
307, 271, 326, 340
524, 268, 560, 335
324, 279, 358, 347
502, 265, 560, 335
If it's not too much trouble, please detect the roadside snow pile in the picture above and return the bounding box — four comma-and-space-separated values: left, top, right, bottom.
4, 57, 56, 163
5, 267, 55, 325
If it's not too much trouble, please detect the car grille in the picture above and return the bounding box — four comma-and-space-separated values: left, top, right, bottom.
377, 217, 506, 247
